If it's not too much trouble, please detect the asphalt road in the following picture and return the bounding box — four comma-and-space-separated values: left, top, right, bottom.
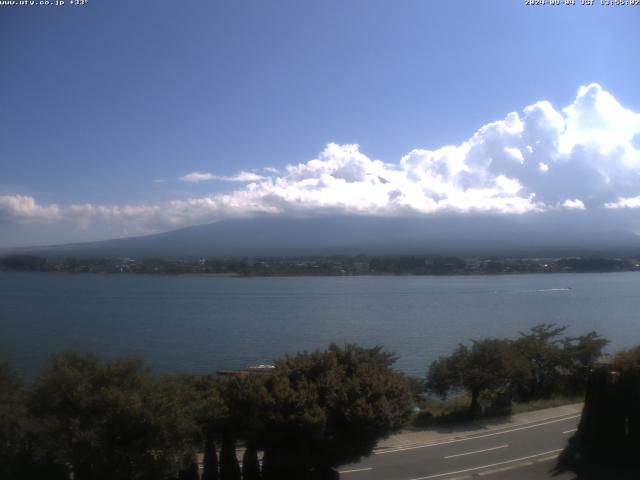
338, 413, 580, 480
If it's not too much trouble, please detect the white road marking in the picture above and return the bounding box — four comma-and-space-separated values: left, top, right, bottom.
339, 467, 373, 474
444, 444, 508, 459
408, 448, 563, 480
562, 428, 577, 434
376, 414, 579, 455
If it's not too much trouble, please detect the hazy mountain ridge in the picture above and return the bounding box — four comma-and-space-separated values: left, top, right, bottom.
3, 214, 640, 260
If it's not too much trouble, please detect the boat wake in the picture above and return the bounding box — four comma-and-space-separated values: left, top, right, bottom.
532, 287, 572, 292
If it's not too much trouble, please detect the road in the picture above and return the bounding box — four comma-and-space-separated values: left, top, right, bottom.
338, 412, 580, 480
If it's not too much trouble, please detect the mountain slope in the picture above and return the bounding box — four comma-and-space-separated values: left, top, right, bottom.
5, 214, 640, 259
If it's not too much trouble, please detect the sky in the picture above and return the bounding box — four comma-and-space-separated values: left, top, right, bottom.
1, 0, 640, 247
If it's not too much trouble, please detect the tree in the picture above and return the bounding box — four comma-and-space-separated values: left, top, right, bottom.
0, 361, 31, 479
219, 427, 241, 480
242, 441, 261, 480
150, 373, 226, 478
561, 331, 608, 395
223, 345, 412, 478
177, 453, 200, 480
221, 375, 271, 478
428, 326, 608, 416
427, 339, 514, 416
17, 351, 229, 480
28, 352, 161, 480
558, 359, 640, 475
1, 360, 70, 479
201, 432, 219, 480
265, 345, 412, 477
175, 374, 227, 480
608, 345, 640, 372
511, 324, 568, 401
27, 352, 225, 480
1, 255, 48, 271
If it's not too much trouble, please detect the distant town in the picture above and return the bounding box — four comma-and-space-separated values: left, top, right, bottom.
2, 254, 640, 276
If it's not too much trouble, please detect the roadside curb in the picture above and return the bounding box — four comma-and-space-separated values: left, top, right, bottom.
374, 404, 582, 454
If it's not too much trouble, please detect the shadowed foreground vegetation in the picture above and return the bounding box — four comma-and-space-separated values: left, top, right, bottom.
556, 347, 640, 478
0, 326, 624, 479
0, 345, 413, 480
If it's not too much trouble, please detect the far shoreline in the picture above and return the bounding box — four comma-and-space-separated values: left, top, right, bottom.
1, 269, 639, 279
3, 252, 640, 277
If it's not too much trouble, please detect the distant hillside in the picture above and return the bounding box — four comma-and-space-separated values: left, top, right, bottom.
4, 214, 640, 259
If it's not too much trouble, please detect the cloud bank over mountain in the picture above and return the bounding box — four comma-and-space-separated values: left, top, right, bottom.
2, 84, 640, 240
0, 195, 61, 223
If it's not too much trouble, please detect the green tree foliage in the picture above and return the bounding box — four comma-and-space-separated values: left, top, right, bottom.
5, 334, 610, 479
608, 345, 640, 372
369, 256, 467, 275
1, 255, 48, 271
427, 325, 608, 415
512, 325, 608, 400
0, 361, 29, 479
221, 374, 268, 447
3, 346, 411, 479
260, 344, 412, 476
511, 324, 569, 401
402, 374, 426, 401
28, 352, 159, 480
1, 361, 69, 478
561, 331, 609, 395
150, 373, 226, 475
557, 257, 625, 273
26, 352, 227, 480
427, 339, 514, 416
222, 344, 412, 478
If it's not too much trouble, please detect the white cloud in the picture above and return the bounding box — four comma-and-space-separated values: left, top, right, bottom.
562, 199, 586, 210
0, 195, 60, 223
179, 172, 216, 183
221, 171, 265, 182
6, 84, 640, 238
179, 171, 264, 183
561, 83, 640, 154
504, 147, 524, 164
605, 196, 640, 209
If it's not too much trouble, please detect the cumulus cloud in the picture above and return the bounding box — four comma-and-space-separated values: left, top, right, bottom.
0, 195, 60, 223
605, 196, 640, 209
6, 83, 640, 238
562, 199, 586, 210
180, 171, 264, 183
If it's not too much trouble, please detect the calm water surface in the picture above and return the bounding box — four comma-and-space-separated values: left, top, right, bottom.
1, 271, 640, 378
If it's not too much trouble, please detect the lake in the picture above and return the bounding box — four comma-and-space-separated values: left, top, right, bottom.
1, 271, 639, 379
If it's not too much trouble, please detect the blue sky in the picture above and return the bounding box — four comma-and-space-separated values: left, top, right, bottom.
1, 0, 640, 247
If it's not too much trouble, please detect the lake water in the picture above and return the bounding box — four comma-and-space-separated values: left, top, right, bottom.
1, 271, 640, 379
